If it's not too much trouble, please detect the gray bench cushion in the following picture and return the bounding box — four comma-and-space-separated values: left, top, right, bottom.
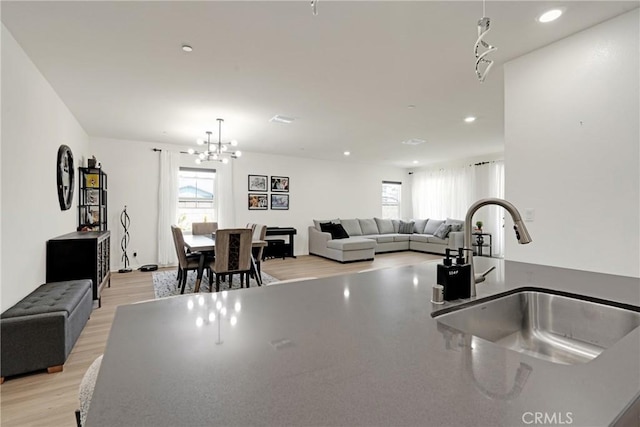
2, 280, 92, 318
327, 238, 376, 251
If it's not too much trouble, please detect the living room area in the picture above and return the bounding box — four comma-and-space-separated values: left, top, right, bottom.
2, 2, 639, 426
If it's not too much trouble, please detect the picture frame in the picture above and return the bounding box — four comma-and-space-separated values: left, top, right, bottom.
248, 175, 268, 191
271, 176, 289, 192
86, 189, 99, 205
248, 193, 268, 210
271, 194, 289, 210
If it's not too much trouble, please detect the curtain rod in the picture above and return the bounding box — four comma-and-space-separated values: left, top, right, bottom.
152, 148, 191, 155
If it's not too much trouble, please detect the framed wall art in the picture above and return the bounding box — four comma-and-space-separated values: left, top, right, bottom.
248, 175, 268, 191
271, 194, 289, 210
248, 193, 268, 210
271, 176, 289, 192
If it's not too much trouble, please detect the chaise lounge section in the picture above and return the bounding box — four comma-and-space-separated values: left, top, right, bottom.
309, 217, 464, 263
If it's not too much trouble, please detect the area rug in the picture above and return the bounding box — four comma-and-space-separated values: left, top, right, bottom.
152, 269, 278, 298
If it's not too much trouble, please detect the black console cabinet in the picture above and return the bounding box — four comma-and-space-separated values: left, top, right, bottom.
46, 231, 110, 307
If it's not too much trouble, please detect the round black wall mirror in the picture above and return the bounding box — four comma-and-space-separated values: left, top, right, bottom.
56, 144, 75, 210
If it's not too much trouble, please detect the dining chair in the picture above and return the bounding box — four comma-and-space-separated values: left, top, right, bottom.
250, 224, 267, 284
192, 221, 218, 236
208, 228, 253, 292
171, 225, 206, 294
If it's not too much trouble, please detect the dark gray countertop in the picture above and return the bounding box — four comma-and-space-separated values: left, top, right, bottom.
87, 259, 640, 426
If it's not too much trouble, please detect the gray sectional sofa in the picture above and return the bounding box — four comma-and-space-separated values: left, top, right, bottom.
308, 217, 465, 262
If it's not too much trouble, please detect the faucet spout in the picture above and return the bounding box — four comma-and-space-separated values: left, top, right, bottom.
464, 198, 532, 297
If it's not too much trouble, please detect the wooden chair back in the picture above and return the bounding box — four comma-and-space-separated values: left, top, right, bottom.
171, 225, 189, 268
192, 222, 218, 236
251, 224, 267, 260
212, 228, 252, 274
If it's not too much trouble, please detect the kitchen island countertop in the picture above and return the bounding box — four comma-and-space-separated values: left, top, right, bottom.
87, 258, 640, 426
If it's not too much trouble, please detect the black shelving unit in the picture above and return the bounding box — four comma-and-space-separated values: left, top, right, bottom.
78, 167, 107, 231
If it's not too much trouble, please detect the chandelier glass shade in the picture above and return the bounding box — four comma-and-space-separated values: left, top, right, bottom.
188, 118, 241, 164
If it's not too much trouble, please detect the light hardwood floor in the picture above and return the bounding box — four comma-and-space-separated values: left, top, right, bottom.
0, 252, 439, 427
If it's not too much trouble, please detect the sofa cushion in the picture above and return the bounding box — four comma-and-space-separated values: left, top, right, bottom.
374, 218, 395, 234
398, 220, 414, 234
391, 219, 401, 233
445, 218, 464, 232
393, 234, 411, 242
329, 223, 350, 239
340, 219, 363, 236
327, 238, 376, 251
413, 219, 428, 234
424, 219, 445, 235
365, 235, 394, 243
358, 218, 379, 235
410, 234, 430, 243
433, 223, 452, 239
427, 235, 449, 244
314, 219, 339, 231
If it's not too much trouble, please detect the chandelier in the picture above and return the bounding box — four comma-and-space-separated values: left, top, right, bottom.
188, 118, 241, 164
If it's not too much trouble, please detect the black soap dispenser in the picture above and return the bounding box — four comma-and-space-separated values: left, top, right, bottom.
455, 248, 472, 299
437, 249, 460, 301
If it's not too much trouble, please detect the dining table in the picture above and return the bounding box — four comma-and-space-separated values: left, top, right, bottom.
182, 234, 267, 292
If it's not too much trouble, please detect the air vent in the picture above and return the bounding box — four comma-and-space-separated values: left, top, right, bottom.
402, 138, 426, 145
269, 115, 295, 124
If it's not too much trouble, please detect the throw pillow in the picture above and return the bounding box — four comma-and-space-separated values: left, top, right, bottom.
424, 219, 445, 235
319, 222, 334, 233
413, 219, 428, 234
445, 218, 464, 232
398, 220, 415, 234
330, 223, 350, 239
433, 223, 452, 239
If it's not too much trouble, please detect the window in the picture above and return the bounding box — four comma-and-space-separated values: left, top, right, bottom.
382, 181, 402, 219
178, 168, 216, 231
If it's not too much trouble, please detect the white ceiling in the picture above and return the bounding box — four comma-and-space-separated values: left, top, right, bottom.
2, 1, 638, 167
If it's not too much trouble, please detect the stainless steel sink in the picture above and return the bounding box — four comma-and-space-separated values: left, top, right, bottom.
433, 289, 640, 365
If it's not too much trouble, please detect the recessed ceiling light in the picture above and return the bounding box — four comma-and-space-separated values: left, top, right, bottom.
402, 138, 426, 145
412, 160, 419, 164
407, 105, 417, 109
343, 151, 351, 156
269, 115, 295, 124
464, 116, 476, 123
182, 44, 193, 52
538, 9, 563, 23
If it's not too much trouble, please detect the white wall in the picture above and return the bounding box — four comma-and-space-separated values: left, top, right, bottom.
231, 151, 409, 254
1, 25, 90, 311
504, 10, 639, 278
90, 138, 409, 266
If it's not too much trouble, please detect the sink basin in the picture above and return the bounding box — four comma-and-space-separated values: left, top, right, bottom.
433, 288, 640, 365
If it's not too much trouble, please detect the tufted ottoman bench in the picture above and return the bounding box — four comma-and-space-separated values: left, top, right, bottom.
1, 279, 93, 382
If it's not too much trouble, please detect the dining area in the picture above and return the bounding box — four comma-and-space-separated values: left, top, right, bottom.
170, 222, 268, 294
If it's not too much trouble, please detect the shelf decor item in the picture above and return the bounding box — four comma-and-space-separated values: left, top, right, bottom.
475, 220, 483, 232
56, 144, 75, 211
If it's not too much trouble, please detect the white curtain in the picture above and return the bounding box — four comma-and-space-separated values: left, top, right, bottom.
216, 160, 236, 228
411, 161, 505, 257
157, 150, 180, 266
